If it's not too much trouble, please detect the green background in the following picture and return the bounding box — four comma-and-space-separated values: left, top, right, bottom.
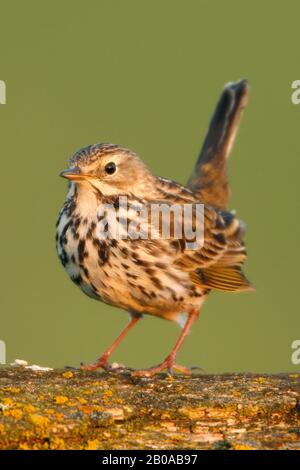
0, 1, 299, 373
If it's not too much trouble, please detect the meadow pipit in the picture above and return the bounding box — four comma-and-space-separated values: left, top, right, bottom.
56, 80, 252, 376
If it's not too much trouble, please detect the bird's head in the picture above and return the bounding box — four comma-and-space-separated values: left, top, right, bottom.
60, 143, 154, 198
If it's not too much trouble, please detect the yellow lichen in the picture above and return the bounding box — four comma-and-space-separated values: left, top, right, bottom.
54, 395, 69, 405
29, 414, 50, 427
255, 377, 267, 384
66, 401, 77, 407
24, 404, 36, 413
62, 371, 74, 379
77, 397, 88, 404
2, 387, 21, 394
93, 405, 104, 412
234, 444, 256, 450
2, 397, 13, 405
19, 443, 31, 450
92, 381, 102, 387
49, 437, 66, 450
3, 408, 23, 420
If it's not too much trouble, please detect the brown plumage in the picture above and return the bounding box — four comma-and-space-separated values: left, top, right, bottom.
56, 80, 252, 376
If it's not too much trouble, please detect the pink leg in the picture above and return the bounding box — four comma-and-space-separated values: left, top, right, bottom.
80, 316, 140, 371
133, 309, 199, 377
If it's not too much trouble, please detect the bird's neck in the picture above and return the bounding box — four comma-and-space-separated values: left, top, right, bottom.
67, 182, 100, 220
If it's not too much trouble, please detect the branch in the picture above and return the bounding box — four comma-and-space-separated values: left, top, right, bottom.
0, 368, 299, 450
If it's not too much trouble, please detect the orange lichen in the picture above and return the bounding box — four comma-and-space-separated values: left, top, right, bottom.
55, 412, 65, 422
85, 439, 100, 450
79, 405, 94, 414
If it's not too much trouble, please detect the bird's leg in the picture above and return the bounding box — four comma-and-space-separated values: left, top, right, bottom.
80, 315, 141, 371
132, 309, 199, 377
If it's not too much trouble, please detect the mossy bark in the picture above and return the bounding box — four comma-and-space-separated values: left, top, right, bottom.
0, 367, 299, 450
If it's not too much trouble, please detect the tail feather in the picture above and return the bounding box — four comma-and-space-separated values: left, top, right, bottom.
187, 80, 249, 210
191, 265, 254, 292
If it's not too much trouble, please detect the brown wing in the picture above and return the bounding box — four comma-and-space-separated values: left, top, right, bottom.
144, 191, 248, 274
172, 206, 252, 292
169, 205, 248, 265
144, 173, 252, 292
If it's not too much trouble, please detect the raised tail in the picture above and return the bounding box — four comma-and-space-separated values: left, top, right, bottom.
187, 80, 249, 210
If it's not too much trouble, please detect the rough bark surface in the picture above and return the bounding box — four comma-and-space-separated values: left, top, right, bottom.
0, 367, 299, 450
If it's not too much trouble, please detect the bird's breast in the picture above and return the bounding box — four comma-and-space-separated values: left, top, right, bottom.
56, 203, 206, 317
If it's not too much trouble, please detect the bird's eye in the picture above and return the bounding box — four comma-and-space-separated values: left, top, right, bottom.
104, 162, 116, 175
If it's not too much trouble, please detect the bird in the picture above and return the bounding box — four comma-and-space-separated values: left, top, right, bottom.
56, 80, 253, 377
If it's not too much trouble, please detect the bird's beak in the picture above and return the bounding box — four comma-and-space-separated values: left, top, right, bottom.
60, 167, 91, 181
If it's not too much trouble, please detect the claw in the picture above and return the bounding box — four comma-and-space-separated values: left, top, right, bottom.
131, 359, 194, 378
172, 363, 193, 375
190, 365, 206, 373
80, 360, 111, 371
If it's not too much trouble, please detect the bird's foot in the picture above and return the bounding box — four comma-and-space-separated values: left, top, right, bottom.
80, 357, 127, 372
80, 357, 112, 372
132, 356, 193, 377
